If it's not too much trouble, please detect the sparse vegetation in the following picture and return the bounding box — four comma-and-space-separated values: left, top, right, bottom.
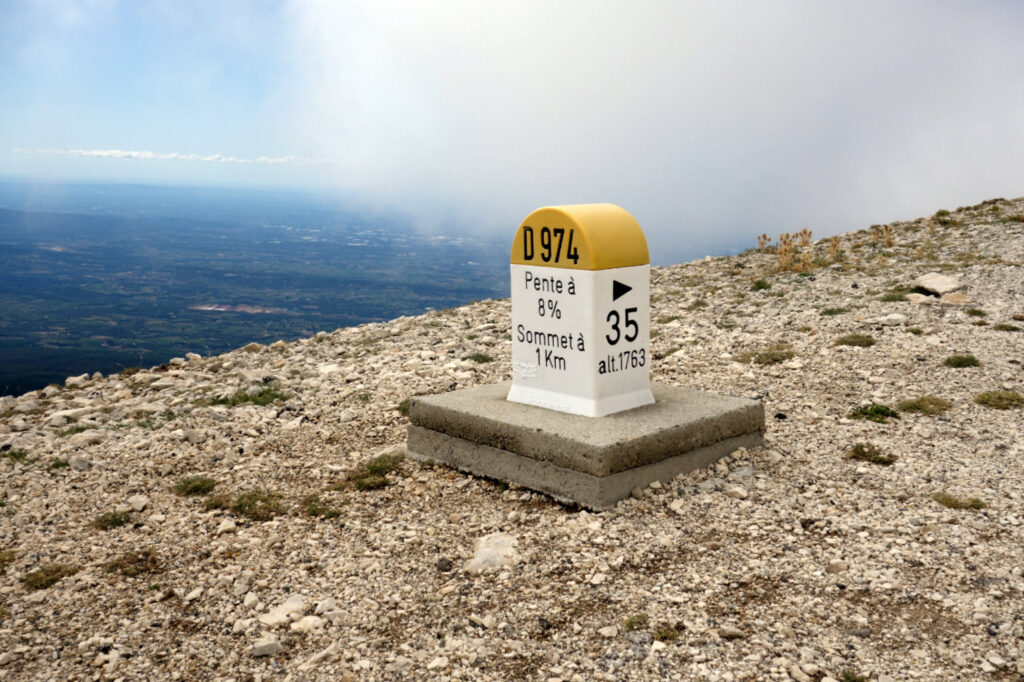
835, 334, 875, 347
339, 452, 405, 491
118, 366, 141, 377
750, 279, 771, 291
657, 315, 681, 324
840, 672, 869, 682
966, 308, 987, 317
848, 404, 900, 424
48, 458, 69, 470
897, 395, 952, 416
21, 563, 79, 590
301, 494, 343, 519
847, 442, 897, 466
229, 489, 284, 521
737, 343, 794, 366
933, 209, 957, 226
397, 398, 411, 416
0, 550, 15, 571
993, 323, 1021, 332
463, 353, 493, 363
208, 384, 289, 407
879, 292, 907, 302
907, 327, 923, 335
974, 390, 1023, 410
820, 307, 848, 316
173, 476, 218, 496
932, 493, 986, 510
91, 511, 132, 530
105, 549, 162, 577
653, 622, 685, 642
754, 347, 794, 365
203, 493, 232, 511
771, 229, 816, 272
944, 354, 980, 368
1, 448, 30, 463
57, 424, 97, 437
624, 613, 648, 631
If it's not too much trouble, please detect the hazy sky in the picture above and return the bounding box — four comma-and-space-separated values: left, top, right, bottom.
3, 0, 1024, 261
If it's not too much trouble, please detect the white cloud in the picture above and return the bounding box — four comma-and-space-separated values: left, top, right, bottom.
18, 148, 320, 165
279, 0, 1024, 259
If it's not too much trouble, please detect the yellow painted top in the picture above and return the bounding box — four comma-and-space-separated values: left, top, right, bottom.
510, 203, 649, 270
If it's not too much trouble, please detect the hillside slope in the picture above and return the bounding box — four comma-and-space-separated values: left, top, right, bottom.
2, 198, 1023, 681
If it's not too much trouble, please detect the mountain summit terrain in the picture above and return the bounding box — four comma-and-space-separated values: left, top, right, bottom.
1, 198, 1023, 681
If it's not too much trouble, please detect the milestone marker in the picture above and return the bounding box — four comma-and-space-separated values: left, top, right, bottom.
507, 203, 654, 417
405, 202, 765, 510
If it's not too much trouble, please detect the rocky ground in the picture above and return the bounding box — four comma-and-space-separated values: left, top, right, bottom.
2, 197, 1023, 682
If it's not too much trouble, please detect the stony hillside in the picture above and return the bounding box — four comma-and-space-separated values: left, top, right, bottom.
2, 198, 1023, 681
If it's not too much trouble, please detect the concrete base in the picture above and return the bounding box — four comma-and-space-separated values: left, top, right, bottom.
406, 382, 764, 510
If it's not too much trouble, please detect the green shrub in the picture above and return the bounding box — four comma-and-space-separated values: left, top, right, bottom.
944, 354, 980, 368
737, 344, 794, 365
965, 308, 987, 317
21, 563, 79, 590
820, 307, 847, 316
343, 452, 405, 491
105, 549, 162, 577
840, 673, 869, 682
91, 511, 132, 530
48, 458, 69, 470
57, 424, 97, 437
1, 449, 29, 463
209, 385, 289, 407
848, 404, 900, 424
463, 353, 493, 363
624, 613, 649, 631
750, 280, 771, 291
653, 622, 684, 642
897, 395, 952, 415
172, 476, 218, 496
974, 391, 1023, 410
203, 493, 232, 511
301, 494, 342, 519
932, 493, 985, 510
993, 323, 1020, 332
847, 442, 896, 466
350, 474, 390, 491
835, 334, 875, 347
754, 349, 794, 365
397, 398, 411, 416
231, 490, 283, 521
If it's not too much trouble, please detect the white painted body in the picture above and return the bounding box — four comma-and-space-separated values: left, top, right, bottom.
507, 264, 653, 417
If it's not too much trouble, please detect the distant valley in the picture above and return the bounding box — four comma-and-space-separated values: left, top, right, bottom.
0, 182, 508, 396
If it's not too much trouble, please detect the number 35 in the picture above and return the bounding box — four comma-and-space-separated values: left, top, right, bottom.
606, 307, 638, 345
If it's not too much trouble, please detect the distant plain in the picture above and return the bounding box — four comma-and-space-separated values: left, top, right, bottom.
0, 181, 508, 396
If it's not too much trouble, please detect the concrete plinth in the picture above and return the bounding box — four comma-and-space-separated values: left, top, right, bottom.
406, 382, 764, 510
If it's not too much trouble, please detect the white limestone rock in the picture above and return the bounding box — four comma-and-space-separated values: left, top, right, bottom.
464, 532, 519, 574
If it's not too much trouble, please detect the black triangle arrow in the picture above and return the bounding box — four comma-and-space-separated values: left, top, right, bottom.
612, 280, 632, 301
